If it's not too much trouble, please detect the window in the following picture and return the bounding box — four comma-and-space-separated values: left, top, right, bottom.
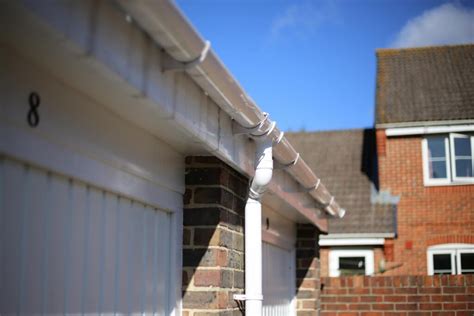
422, 133, 474, 185
329, 249, 374, 277
427, 244, 474, 275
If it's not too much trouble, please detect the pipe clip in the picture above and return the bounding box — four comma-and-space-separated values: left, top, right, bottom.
233, 294, 264, 301
274, 152, 299, 170
252, 120, 276, 137
162, 40, 211, 72
232, 112, 269, 135
324, 196, 335, 208
304, 178, 320, 192
274, 130, 285, 144
248, 187, 261, 200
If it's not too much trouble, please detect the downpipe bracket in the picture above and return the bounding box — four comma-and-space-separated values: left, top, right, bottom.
162, 40, 211, 72
233, 294, 264, 301
274, 152, 299, 170
304, 178, 321, 192
232, 112, 269, 135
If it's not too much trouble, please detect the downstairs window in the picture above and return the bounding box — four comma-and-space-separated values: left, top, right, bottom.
427, 244, 474, 275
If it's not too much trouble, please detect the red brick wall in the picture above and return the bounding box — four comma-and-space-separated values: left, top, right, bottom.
376, 130, 474, 275
321, 275, 474, 315
183, 156, 248, 315
183, 157, 324, 315
296, 224, 322, 315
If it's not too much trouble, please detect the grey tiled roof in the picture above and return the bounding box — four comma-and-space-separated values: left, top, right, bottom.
376, 44, 474, 125
286, 129, 396, 234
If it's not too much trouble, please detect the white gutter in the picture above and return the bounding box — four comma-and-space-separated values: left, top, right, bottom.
385, 124, 474, 137
117, 0, 345, 219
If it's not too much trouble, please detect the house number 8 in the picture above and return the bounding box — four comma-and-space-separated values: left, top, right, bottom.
27, 92, 40, 127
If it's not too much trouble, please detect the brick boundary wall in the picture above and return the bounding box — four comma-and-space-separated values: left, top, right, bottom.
182, 156, 249, 316
296, 224, 322, 316
321, 275, 474, 316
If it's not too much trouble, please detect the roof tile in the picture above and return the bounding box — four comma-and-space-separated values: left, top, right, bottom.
375, 44, 474, 125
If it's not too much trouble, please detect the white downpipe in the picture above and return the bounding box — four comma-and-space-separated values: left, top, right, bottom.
245, 139, 273, 315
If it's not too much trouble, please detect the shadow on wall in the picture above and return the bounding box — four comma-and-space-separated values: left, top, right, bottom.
361, 128, 379, 190
295, 224, 321, 306
182, 156, 248, 311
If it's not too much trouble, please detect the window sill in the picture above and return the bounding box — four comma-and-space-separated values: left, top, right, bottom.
424, 180, 474, 187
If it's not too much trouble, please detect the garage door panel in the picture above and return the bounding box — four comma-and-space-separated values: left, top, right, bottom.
156, 210, 172, 315
263, 242, 295, 316
126, 201, 146, 313
1, 159, 25, 313
101, 192, 120, 313
44, 173, 69, 314
83, 188, 103, 312
66, 180, 88, 313
20, 166, 49, 313
144, 207, 159, 314
0, 156, 173, 315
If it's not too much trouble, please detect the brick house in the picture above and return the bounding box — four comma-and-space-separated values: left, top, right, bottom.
0, 1, 346, 316
288, 44, 474, 278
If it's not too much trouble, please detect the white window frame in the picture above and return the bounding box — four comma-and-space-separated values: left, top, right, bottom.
457, 248, 474, 274
422, 135, 451, 185
427, 244, 474, 275
329, 249, 374, 277
449, 133, 474, 183
422, 133, 474, 186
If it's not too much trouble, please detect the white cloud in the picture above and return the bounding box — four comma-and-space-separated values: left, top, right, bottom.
391, 3, 474, 48
269, 1, 340, 42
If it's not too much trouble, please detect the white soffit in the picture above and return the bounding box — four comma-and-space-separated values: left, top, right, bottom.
319, 238, 385, 246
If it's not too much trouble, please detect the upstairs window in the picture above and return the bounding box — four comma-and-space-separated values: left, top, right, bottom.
422, 133, 474, 185
428, 244, 474, 275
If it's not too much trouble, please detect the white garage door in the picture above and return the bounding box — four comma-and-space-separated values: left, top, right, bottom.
262, 242, 295, 316
0, 156, 172, 315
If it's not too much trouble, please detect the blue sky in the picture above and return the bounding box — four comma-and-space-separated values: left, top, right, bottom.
176, 0, 474, 132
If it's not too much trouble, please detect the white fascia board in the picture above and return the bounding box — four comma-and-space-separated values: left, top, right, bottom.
320, 233, 395, 239
377, 119, 474, 129
319, 238, 385, 246
385, 124, 474, 137
1, 1, 327, 226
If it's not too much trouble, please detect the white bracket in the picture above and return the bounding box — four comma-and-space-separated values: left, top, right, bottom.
233, 294, 246, 301
232, 114, 277, 141
304, 178, 320, 192
232, 112, 269, 135
233, 294, 264, 301
162, 40, 211, 72
274, 152, 299, 170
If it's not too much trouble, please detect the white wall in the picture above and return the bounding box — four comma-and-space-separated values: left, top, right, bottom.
0, 43, 183, 315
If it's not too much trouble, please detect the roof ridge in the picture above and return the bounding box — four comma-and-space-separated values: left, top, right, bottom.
376, 43, 474, 56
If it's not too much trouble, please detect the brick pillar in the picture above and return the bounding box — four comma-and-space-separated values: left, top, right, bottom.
296, 224, 321, 316
182, 156, 248, 316
376, 129, 386, 157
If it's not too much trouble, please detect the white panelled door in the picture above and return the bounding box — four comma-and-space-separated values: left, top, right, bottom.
262, 242, 295, 316
0, 156, 172, 315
